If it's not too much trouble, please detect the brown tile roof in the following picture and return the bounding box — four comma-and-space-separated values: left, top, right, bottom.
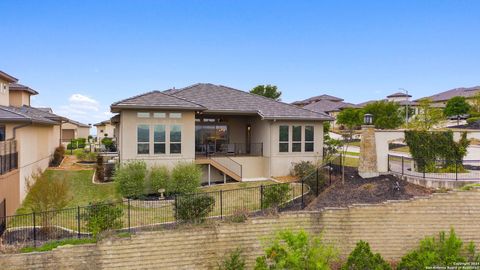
292, 94, 344, 106
304, 99, 359, 113
9, 83, 39, 95
416, 86, 480, 102
0, 71, 18, 83
0, 105, 62, 125
167, 83, 332, 120
111, 90, 206, 112
387, 92, 412, 98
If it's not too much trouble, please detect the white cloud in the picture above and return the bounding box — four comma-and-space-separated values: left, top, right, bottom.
54, 94, 110, 126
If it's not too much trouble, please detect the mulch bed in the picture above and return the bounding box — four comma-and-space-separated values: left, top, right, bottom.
306, 167, 433, 210
2, 227, 83, 245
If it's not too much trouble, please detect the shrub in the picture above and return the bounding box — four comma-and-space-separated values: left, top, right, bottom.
50, 146, 65, 167
24, 172, 71, 228
397, 229, 480, 269
66, 142, 76, 150
292, 160, 315, 179
255, 230, 338, 269
218, 248, 246, 270
82, 202, 124, 238
228, 208, 249, 223
341, 241, 391, 270
467, 117, 480, 125
262, 184, 291, 209
114, 161, 147, 198
175, 194, 215, 223
101, 137, 116, 151
146, 165, 169, 194
169, 162, 201, 195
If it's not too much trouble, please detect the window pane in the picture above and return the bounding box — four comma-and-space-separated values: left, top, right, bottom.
279, 126, 289, 142
305, 143, 314, 152
170, 125, 181, 142
0, 126, 6, 141
305, 126, 314, 141
153, 112, 166, 118
292, 143, 301, 152
169, 113, 182, 119
170, 143, 181, 154
154, 143, 165, 154
137, 144, 149, 154
216, 125, 228, 140
137, 125, 149, 142
292, 126, 301, 142
154, 125, 165, 142
137, 112, 150, 118
279, 143, 289, 152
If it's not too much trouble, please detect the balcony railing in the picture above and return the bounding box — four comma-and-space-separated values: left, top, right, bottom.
196, 143, 263, 157
0, 140, 18, 175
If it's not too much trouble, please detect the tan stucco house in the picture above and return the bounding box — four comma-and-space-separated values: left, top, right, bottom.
111, 83, 332, 183
0, 71, 63, 215
94, 120, 116, 139
61, 118, 90, 142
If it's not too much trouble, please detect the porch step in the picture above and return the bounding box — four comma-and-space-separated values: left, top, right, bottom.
195, 158, 242, 181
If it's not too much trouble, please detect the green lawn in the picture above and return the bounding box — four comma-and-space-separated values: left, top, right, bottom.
16, 169, 119, 215
390, 145, 410, 153
200, 180, 276, 192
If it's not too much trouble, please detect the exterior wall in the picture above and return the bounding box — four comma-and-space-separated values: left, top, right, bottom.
9, 91, 30, 107
268, 120, 324, 177
2, 190, 480, 269
77, 127, 90, 138
119, 110, 195, 169
96, 124, 115, 138
0, 78, 10, 106
0, 169, 20, 216
230, 156, 268, 179
5, 123, 60, 201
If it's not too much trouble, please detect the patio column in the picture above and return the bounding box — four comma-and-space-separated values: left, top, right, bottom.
208, 164, 211, 186
223, 173, 226, 184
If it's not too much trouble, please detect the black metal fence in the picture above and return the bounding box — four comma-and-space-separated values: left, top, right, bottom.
0, 140, 18, 175
0, 199, 5, 236
388, 154, 480, 181
0, 157, 342, 248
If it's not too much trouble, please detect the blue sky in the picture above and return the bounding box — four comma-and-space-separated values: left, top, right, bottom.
0, 0, 479, 126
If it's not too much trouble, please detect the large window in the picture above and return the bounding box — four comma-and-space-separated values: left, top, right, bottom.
305, 126, 314, 152
292, 126, 302, 152
170, 125, 182, 154
279, 125, 289, 152
154, 125, 166, 154
137, 125, 150, 154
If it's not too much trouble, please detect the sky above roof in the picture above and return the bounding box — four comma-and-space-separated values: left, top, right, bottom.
1, 0, 479, 125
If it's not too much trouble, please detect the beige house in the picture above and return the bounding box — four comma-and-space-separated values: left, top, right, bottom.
111, 83, 332, 183
416, 86, 480, 108
61, 118, 90, 142
94, 120, 116, 139
0, 71, 62, 215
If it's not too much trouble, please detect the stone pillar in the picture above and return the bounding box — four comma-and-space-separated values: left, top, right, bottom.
358, 125, 379, 178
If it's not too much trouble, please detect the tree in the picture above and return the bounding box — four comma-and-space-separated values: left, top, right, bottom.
254, 230, 338, 270
469, 92, 480, 115
250, 85, 282, 100
444, 96, 471, 125
323, 122, 343, 162
336, 108, 363, 183
363, 100, 404, 129
410, 98, 444, 130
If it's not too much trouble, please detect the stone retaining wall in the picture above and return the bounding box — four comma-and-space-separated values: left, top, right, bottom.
2, 189, 480, 270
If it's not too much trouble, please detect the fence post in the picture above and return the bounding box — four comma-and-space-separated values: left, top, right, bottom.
316, 168, 319, 196
329, 161, 332, 185
127, 198, 131, 232
220, 190, 223, 219
260, 185, 264, 210
33, 212, 37, 247
174, 195, 178, 222
401, 156, 404, 175
77, 206, 81, 239
301, 176, 305, 209
455, 161, 458, 181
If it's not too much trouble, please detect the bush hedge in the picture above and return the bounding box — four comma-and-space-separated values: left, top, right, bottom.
169, 162, 202, 195
82, 202, 124, 238
50, 146, 65, 167
262, 184, 291, 209
341, 241, 391, 270
115, 161, 147, 198
175, 194, 215, 223
467, 117, 480, 125
146, 165, 170, 195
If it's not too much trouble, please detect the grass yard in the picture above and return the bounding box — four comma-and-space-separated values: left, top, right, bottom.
390, 145, 410, 153
200, 180, 276, 192
16, 169, 119, 215
342, 157, 359, 167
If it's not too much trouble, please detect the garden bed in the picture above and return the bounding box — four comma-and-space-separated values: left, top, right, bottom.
2, 226, 90, 245
306, 167, 433, 210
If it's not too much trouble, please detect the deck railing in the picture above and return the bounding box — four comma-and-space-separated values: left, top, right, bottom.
196, 143, 263, 157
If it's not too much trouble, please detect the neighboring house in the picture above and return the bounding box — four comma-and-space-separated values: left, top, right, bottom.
358, 91, 418, 115
94, 120, 116, 139
292, 94, 358, 128
111, 83, 331, 183
61, 118, 90, 142
416, 86, 480, 108
0, 71, 63, 215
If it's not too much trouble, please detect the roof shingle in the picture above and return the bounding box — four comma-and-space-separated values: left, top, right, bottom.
111, 90, 206, 112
